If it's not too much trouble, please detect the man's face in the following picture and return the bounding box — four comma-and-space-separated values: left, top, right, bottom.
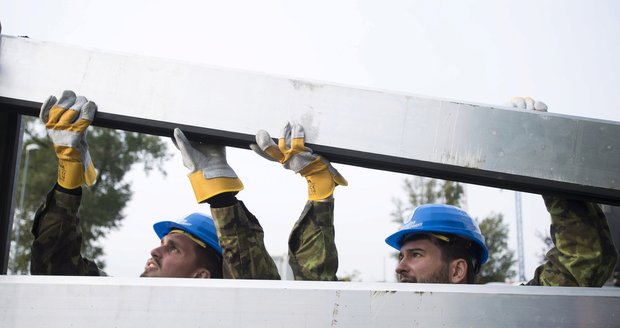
141, 233, 203, 278
395, 238, 451, 283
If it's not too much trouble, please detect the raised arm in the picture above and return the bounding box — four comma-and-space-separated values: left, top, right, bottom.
528, 196, 617, 286
173, 128, 280, 280
30, 90, 105, 276
251, 122, 347, 280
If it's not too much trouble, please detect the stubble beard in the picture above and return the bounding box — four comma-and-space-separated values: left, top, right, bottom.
413, 263, 452, 284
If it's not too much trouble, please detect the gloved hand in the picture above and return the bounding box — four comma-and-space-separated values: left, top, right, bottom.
507, 96, 548, 112
173, 128, 243, 203
40, 90, 97, 189
250, 122, 347, 201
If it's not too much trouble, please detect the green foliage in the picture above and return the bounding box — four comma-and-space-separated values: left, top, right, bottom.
475, 213, 516, 284
535, 230, 553, 265
390, 177, 464, 225
10, 117, 170, 274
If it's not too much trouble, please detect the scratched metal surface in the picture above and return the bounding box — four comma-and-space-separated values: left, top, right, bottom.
1, 276, 618, 327
1, 35, 619, 193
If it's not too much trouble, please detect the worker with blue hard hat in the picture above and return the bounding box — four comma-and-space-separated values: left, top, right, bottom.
385, 97, 617, 287
386, 204, 488, 284
142, 213, 223, 278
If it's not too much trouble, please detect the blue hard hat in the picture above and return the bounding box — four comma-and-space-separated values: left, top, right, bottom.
153, 213, 222, 256
385, 204, 489, 265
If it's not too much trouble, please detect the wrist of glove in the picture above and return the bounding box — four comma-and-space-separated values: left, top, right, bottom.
41, 90, 98, 189
300, 157, 336, 200
250, 122, 347, 201
56, 147, 97, 189
173, 128, 243, 203
188, 171, 244, 203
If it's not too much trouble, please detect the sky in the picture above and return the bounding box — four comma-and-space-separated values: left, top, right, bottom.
2, 0, 620, 282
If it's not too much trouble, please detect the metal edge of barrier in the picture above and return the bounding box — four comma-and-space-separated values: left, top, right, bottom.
1, 276, 619, 327
2, 97, 619, 206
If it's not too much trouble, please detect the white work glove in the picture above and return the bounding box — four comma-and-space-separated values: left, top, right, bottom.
40, 90, 97, 189
507, 96, 548, 112
173, 128, 243, 203
250, 122, 347, 200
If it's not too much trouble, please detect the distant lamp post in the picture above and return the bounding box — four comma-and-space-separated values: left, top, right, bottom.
12, 143, 40, 274
515, 191, 525, 282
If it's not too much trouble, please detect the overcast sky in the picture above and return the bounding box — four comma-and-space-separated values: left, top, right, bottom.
3, 0, 619, 282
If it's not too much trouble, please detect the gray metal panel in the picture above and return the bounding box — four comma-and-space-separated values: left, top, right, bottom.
1, 276, 619, 327
1, 35, 619, 199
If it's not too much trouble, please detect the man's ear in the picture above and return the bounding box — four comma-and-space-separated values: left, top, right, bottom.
193, 268, 212, 279
449, 259, 468, 284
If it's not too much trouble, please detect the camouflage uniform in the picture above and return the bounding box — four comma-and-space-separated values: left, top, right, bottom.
30, 187, 106, 276
210, 198, 338, 281
31, 186, 338, 281
526, 196, 618, 287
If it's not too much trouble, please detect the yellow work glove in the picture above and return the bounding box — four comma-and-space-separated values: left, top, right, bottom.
173, 128, 243, 203
40, 90, 97, 189
250, 122, 347, 200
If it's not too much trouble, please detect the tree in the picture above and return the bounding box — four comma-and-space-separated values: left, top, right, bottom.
10, 117, 170, 274
476, 213, 516, 283
391, 177, 516, 284
390, 177, 464, 225
535, 230, 553, 265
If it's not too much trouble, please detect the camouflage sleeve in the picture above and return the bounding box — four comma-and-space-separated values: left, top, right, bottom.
210, 201, 281, 280
288, 199, 338, 281
527, 196, 617, 287
30, 187, 105, 276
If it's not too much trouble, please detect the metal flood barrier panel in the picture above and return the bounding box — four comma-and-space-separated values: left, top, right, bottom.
1, 276, 619, 328
0, 32, 619, 328
1, 35, 620, 205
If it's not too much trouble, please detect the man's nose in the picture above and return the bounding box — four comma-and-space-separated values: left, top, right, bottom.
151, 244, 164, 259
395, 259, 407, 274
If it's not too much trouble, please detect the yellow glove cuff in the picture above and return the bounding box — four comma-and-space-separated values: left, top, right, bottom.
305, 169, 336, 201
55, 146, 97, 189
57, 159, 83, 189
300, 159, 333, 200
57, 159, 96, 189
189, 171, 244, 203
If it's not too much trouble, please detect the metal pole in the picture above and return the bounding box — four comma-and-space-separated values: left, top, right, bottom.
12, 143, 38, 274
383, 255, 387, 282
515, 191, 525, 282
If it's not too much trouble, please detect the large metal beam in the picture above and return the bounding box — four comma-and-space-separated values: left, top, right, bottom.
1, 35, 619, 204
1, 276, 619, 327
